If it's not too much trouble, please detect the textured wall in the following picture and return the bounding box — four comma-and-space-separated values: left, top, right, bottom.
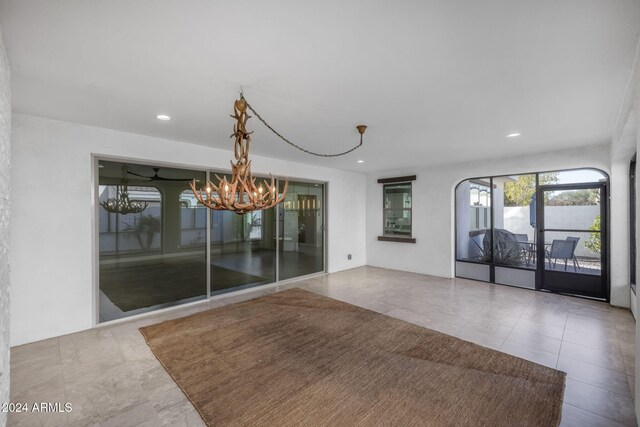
0, 26, 11, 427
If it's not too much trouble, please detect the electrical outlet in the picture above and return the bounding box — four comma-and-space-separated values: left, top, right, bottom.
347, 254, 352, 260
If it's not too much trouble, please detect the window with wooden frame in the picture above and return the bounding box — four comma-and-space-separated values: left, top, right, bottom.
378, 175, 416, 243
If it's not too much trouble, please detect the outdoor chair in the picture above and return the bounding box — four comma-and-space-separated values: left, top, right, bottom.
468, 229, 488, 261
565, 236, 581, 270
514, 234, 529, 242
546, 239, 579, 271
515, 233, 535, 266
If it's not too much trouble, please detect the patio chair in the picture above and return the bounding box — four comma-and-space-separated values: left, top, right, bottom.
546, 239, 579, 271
514, 234, 529, 242
468, 229, 488, 261
515, 233, 534, 266
565, 236, 581, 270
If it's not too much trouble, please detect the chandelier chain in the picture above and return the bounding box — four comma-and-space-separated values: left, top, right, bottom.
242, 97, 363, 158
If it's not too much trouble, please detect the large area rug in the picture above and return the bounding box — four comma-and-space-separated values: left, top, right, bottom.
140, 288, 566, 426
100, 261, 266, 311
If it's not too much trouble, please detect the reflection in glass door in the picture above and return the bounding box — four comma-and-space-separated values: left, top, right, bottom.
209, 204, 276, 295
98, 163, 327, 323
538, 184, 607, 298
278, 180, 325, 280
98, 161, 207, 322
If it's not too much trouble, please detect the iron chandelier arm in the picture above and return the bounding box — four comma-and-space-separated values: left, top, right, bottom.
241, 96, 366, 158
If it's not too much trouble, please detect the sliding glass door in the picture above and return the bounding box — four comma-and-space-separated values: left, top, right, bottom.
278, 180, 325, 280
98, 160, 326, 322
98, 161, 207, 322
210, 206, 276, 295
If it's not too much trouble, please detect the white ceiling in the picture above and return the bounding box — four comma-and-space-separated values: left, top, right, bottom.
1, 0, 639, 172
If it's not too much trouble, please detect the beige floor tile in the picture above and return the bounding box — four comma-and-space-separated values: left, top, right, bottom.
499, 341, 559, 369
10, 338, 60, 369
570, 306, 615, 322
565, 313, 617, 335
64, 365, 148, 426
560, 341, 625, 372
503, 328, 562, 354
97, 401, 162, 427
618, 330, 636, 348
563, 378, 636, 425
455, 322, 513, 350
619, 339, 635, 358
622, 355, 635, 377
563, 328, 621, 351
557, 356, 631, 397
560, 404, 627, 427
513, 317, 565, 340
8, 408, 70, 427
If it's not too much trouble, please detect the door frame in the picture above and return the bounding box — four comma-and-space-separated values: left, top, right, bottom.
535, 182, 609, 300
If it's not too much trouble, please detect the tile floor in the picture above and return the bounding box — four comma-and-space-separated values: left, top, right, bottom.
8, 266, 637, 426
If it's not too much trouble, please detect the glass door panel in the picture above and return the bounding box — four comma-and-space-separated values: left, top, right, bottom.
209, 173, 276, 295
455, 178, 492, 263
542, 231, 601, 275
278, 180, 325, 280
493, 174, 537, 270
98, 161, 207, 322
539, 185, 606, 299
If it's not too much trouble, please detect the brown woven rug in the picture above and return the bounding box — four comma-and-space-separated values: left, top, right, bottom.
140, 288, 565, 426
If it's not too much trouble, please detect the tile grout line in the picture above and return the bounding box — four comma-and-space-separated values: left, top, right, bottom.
555, 312, 569, 369
568, 376, 635, 401
498, 296, 532, 350
56, 337, 71, 426
563, 402, 632, 426
615, 321, 635, 398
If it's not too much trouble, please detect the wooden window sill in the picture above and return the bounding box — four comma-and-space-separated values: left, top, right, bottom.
378, 236, 416, 243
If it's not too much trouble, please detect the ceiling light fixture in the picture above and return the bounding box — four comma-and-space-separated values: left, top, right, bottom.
99, 165, 149, 215
357, 160, 365, 163
190, 98, 287, 214
156, 114, 171, 121
506, 133, 522, 138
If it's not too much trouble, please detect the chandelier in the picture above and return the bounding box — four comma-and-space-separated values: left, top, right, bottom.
190, 98, 287, 214
100, 165, 149, 215
191, 94, 367, 214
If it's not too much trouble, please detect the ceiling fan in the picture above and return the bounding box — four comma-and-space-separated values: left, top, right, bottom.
127, 167, 194, 182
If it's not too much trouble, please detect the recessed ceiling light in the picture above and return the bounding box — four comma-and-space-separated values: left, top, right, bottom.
357, 160, 364, 163
156, 114, 171, 121
506, 133, 522, 138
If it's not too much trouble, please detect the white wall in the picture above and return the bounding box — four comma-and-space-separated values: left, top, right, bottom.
366, 144, 611, 286
10, 113, 367, 346
0, 25, 10, 427
610, 35, 640, 420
